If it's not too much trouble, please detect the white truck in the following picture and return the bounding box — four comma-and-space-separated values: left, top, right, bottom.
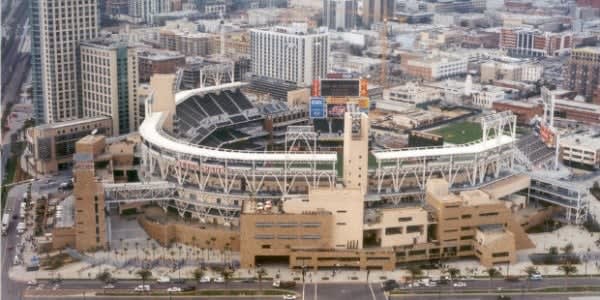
2, 213, 10, 236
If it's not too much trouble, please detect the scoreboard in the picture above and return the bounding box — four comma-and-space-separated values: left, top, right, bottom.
320, 79, 360, 97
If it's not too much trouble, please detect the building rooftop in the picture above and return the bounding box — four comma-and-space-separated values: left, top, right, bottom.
36, 116, 111, 130
560, 131, 600, 150
253, 23, 328, 36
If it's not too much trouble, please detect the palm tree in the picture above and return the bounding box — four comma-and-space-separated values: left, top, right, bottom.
136, 269, 152, 293
221, 267, 233, 288
407, 265, 422, 284
557, 263, 577, 291
486, 267, 501, 291
562, 243, 574, 255
96, 270, 112, 294
134, 242, 139, 262
523, 266, 538, 291
256, 267, 267, 291
447, 267, 460, 288
205, 240, 211, 260
192, 267, 204, 292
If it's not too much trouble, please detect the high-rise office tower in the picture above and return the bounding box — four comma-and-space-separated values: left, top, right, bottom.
80, 37, 139, 135
323, 0, 357, 31
129, 0, 172, 23
30, 0, 99, 124
250, 23, 330, 87
563, 47, 600, 103
362, 0, 395, 27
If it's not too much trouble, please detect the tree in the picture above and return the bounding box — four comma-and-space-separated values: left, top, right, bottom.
192, 267, 204, 291
486, 267, 501, 291
548, 246, 559, 256
96, 270, 112, 294
557, 264, 577, 291
447, 267, 460, 286
136, 269, 152, 292
407, 265, 422, 283
523, 266, 538, 291
221, 267, 233, 288
562, 243, 574, 255
257, 267, 267, 291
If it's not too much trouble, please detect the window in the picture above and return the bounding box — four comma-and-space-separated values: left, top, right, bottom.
336, 210, 347, 213
445, 217, 459, 221
398, 217, 412, 222
302, 222, 320, 227
302, 234, 321, 240
444, 229, 458, 233
336, 222, 347, 226
256, 222, 273, 228
492, 252, 510, 258
460, 235, 474, 240
278, 235, 297, 240
278, 222, 297, 227
385, 227, 403, 235
255, 234, 274, 240
261, 244, 271, 249
461, 214, 472, 219
479, 212, 499, 217
460, 226, 472, 231
406, 225, 423, 234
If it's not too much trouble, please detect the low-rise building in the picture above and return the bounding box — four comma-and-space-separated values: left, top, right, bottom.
385, 82, 440, 107
560, 132, 600, 169
405, 54, 468, 81
25, 117, 113, 175
492, 100, 543, 125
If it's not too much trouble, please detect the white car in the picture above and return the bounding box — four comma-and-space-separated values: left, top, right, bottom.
530, 273, 543, 280
134, 285, 151, 292
27, 280, 38, 286
199, 276, 211, 283
157, 276, 171, 283
13, 256, 21, 265
213, 277, 225, 283
167, 286, 182, 293
283, 295, 297, 300
103, 284, 115, 289
453, 282, 467, 288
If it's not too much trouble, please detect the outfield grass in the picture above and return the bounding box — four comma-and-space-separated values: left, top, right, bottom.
430, 122, 482, 144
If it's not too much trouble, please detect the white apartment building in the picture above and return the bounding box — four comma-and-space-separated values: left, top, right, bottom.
471, 87, 507, 109
480, 61, 543, 83
250, 24, 330, 87
406, 54, 468, 80
36, 0, 99, 123
80, 38, 139, 135
386, 82, 439, 106
560, 133, 600, 169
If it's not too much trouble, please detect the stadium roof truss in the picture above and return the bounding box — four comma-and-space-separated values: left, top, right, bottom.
371, 112, 517, 195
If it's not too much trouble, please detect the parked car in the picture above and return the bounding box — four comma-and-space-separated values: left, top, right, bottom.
103, 284, 115, 289
213, 277, 225, 283
167, 286, 182, 293
157, 276, 171, 283
453, 282, 467, 288
283, 295, 297, 300
134, 285, 151, 292
27, 280, 38, 286
199, 276, 211, 283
